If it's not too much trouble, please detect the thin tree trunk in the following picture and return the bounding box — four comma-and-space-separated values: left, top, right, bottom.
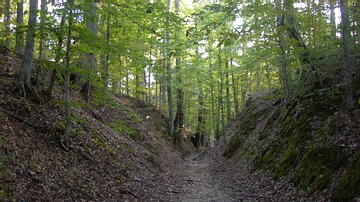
16, 0, 24, 56
148, 43, 152, 103
46, 10, 67, 97
61, 0, 74, 150
284, 0, 320, 86
277, 2, 291, 105
195, 77, 205, 148
225, 59, 231, 123
166, 0, 174, 138
34, 0, 47, 86
330, 0, 337, 40
126, 70, 130, 95
173, 0, 183, 147
5, 0, 11, 49
340, 0, 354, 110
218, 47, 225, 129
38, 0, 47, 60
230, 58, 239, 116
18, 0, 38, 99
104, 19, 110, 91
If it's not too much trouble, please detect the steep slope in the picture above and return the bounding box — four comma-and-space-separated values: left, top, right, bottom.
222, 83, 360, 200
0, 50, 188, 201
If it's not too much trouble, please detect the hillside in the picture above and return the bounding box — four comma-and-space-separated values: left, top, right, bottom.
0, 49, 194, 201
222, 80, 360, 200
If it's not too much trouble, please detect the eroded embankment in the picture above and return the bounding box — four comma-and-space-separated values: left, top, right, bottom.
222, 90, 360, 201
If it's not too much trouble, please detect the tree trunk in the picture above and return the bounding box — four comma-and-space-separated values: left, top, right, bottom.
230, 58, 239, 116
330, 0, 337, 40
38, 0, 47, 60
34, 0, 48, 86
277, 1, 291, 105
218, 47, 225, 129
173, 0, 182, 147
46, 11, 67, 97
225, 59, 231, 123
16, 0, 24, 56
5, 0, 11, 49
18, 0, 38, 99
340, 0, 354, 110
104, 20, 110, 91
61, 0, 74, 150
166, 0, 174, 138
81, 1, 98, 103
283, 0, 320, 86
195, 77, 205, 148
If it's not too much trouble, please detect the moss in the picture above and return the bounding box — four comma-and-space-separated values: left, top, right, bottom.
295, 145, 344, 195
255, 140, 282, 171
222, 135, 241, 158
333, 150, 360, 201
108, 119, 143, 142
274, 144, 297, 179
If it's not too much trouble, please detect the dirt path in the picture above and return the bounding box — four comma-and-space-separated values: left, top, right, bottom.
156, 147, 313, 202
177, 153, 233, 202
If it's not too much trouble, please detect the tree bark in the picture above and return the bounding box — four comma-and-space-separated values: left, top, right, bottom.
34, 0, 48, 86
218, 47, 225, 130
166, 0, 174, 138
173, 0, 183, 147
230, 58, 239, 116
46, 10, 67, 97
61, 0, 74, 150
18, 0, 38, 99
330, 0, 337, 40
277, 1, 291, 105
38, 0, 47, 60
225, 59, 231, 123
283, 0, 320, 86
81, 1, 98, 103
104, 18, 110, 92
5, 0, 11, 49
340, 0, 354, 110
16, 0, 24, 56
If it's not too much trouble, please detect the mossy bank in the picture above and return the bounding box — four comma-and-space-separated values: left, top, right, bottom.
222, 90, 360, 201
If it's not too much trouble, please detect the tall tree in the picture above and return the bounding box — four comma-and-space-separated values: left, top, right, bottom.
340, 0, 354, 110
18, 0, 38, 99
38, 0, 48, 60
15, 0, 24, 56
81, 0, 98, 103
4, 0, 11, 49
46, 9, 67, 97
166, 0, 175, 138
276, 0, 291, 105
173, 0, 183, 147
61, 0, 74, 150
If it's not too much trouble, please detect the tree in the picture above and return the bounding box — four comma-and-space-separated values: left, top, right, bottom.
4, 0, 11, 49
276, 0, 291, 105
340, 0, 354, 110
61, 0, 74, 150
15, 0, 24, 56
173, 0, 183, 147
18, 0, 38, 100
165, 0, 175, 138
46, 7, 67, 97
38, 0, 48, 60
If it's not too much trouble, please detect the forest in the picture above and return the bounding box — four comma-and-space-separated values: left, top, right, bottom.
1, 0, 360, 201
